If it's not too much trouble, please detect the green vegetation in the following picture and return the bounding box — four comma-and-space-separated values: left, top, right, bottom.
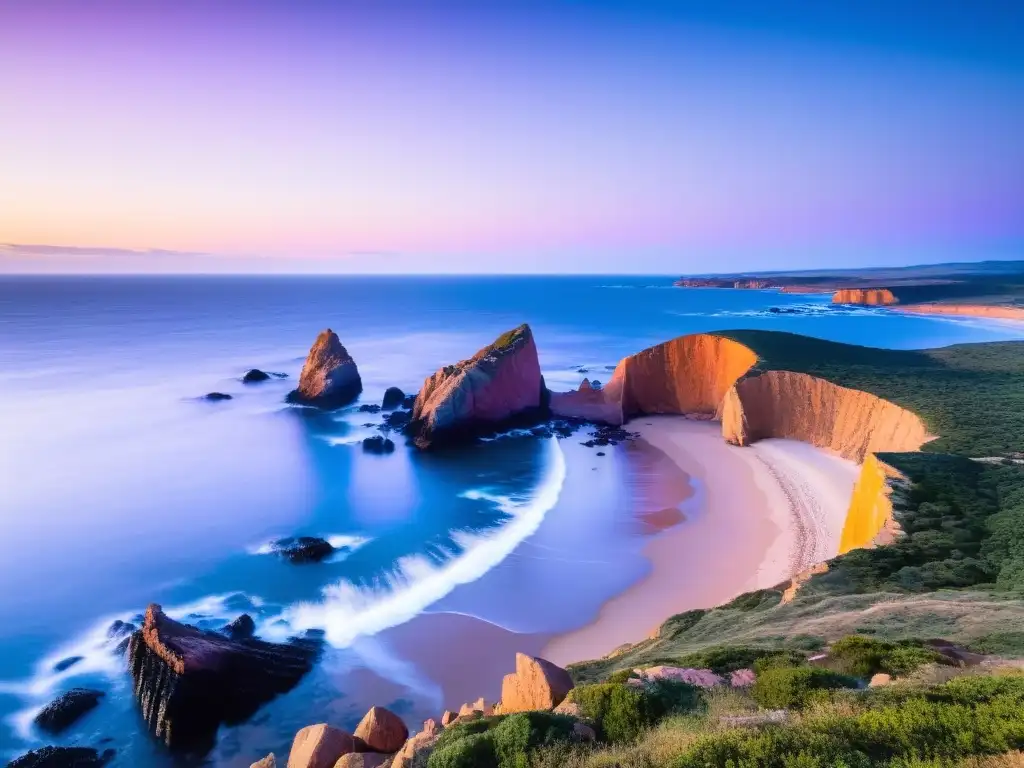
567, 680, 700, 744
428, 712, 576, 768
749, 666, 858, 709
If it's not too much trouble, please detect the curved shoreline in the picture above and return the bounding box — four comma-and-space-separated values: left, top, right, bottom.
542, 416, 858, 665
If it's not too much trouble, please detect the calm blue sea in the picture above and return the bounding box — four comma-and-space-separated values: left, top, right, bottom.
1, 275, 1022, 766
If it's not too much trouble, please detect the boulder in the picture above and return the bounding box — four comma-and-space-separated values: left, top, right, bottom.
636, 666, 722, 688
440, 710, 458, 727
353, 706, 408, 754
128, 604, 319, 755
252, 755, 277, 768
869, 673, 891, 688
52, 656, 84, 673
572, 722, 596, 742
333, 754, 389, 768
204, 392, 233, 401
271, 537, 335, 564
8, 747, 115, 767
288, 329, 362, 409
381, 410, 412, 430
243, 369, 272, 384
391, 723, 441, 768
498, 653, 574, 714
552, 699, 582, 718
224, 614, 256, 640
382, 387, 406, 410
407, 324, 545, 448
33, 688, 104, 734
361, 436, 396, 455
579, 379, 593, 391
288, 724, 355, 768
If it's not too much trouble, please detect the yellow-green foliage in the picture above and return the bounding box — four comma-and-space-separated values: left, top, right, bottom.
750, 667, 858, 709
568, 680, 700, 744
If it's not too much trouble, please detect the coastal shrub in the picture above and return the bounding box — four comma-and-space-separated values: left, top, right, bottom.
751, 667, 858, 709
569, 680, 698, 744
675, 645, 793, 675
724, 589, 783, 612
431, 716, 504, 752
607, 669, 636, 685
971, 632, 1024, 656
751, 651, 806, 674
659, 609, 707, 639
825, 636, 943, 679
491, 712, 576, 768
671, 695, 1024, 768
428, 732, 498, 768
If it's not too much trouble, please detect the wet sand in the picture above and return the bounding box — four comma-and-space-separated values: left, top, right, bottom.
543, 416, 859, 665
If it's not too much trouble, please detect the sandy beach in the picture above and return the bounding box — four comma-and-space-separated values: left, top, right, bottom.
543, 416, 858, 665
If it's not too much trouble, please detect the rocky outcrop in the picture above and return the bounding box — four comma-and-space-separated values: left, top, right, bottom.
336, 754, 389, 768
8, 747, 115, 767
33, 688, 104, 733
252, 754, 277, 768
839, 455, 908, 554
362, 436, 395, 455
673, 278, 779, 289
550, 334, 758, 425
832, 288, 898, 305
287, 724, 355, 768
288, 330, 362, 409
271, 537, 335, 564
408, 324, 545, 448
353, 706, 408, 753
243, 369, 272, 384
128, 604, 319, 754
721, 371, 930, 463
497, 653, 574, 714
897, 303, 1024, 321
204, 392, 233, 401
381, 387, 406, 410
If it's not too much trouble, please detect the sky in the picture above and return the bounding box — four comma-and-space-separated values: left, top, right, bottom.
1, 0, 1023, 274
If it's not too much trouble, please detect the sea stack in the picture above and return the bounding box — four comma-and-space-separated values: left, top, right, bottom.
408, 324, 545, 448
127, 604, 319, 755
288, 329, 362, 409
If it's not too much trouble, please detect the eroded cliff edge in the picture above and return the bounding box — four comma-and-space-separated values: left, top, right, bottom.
832, 288, 899, 305
551, 331, 931, 548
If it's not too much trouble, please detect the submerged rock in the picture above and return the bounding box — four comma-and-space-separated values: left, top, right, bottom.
408, 324, 546, 449
381, 410, 412, 430
382, 387, 405, 410
127, 604, 319, 755
242, 369, 272, 384
271, 537, 335, 564
203, 392, 233, 401
8, 746, 115, 767
362, 436, 395, 455
287, 329, 362, 409
358, 404, 382, 413
34, 689, 105, 734
52, 656, 84, 673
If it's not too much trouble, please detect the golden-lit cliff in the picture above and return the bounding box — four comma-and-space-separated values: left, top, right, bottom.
832, 288, 899, 305
839, 454, 907, 554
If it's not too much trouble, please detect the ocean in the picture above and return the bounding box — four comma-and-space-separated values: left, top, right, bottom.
1, 275, 1022, 766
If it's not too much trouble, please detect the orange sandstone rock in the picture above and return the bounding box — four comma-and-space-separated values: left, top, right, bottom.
288, 724, 355, 768
440, 710, 458, 727
498, 653, 574, 714
897, 303, 1024, 321
840, 455, 908, 554
353, 706, 408, 754
832, 288, 898, 305
722, 371, 931, 463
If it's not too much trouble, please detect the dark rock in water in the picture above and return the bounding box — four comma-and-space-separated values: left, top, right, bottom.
107, 620, 136, 640
358, 403, 382, 413
8, 746, 114, 767
382, 387, 405, 410
203, 392, 232, 401
242, 369, 272, 383
34, 689, 105, 734
271, 537, 335, 564
381, 409, 412, 429
127, 604, 320, 755
362, 436, 395, 454
53, 656, 84, 673
287, 329, 362, 409
223, 614, 256, 640
596, 451, 606, 456
590, 380, 602, 390
577, 367, 589, 373
401, 393, 417, 410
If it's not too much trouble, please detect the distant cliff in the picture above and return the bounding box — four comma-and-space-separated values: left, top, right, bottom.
674, 278, 779, 289
832, 289, 898, 305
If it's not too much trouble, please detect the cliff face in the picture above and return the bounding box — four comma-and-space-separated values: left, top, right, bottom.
839, 454, 907, 554
128, 604, 318, 755
721, 370, 930, 463
408, 324, 545, 448
898, 303, 1024, 321
832, 288, 898, 306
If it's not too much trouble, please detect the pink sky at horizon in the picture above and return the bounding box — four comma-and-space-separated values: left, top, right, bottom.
2, 1, 1023, 273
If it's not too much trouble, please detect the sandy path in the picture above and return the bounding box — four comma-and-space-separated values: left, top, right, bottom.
543, 416, 858, 665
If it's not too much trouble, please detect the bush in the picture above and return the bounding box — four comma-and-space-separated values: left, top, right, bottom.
607, 669, 635, 685
568, 680, 699, 744
674, 645, 782, 675
826, 636, 943, 679
751, 667, 859, 709
427, 712, 576, 768
751, 651, 806, 674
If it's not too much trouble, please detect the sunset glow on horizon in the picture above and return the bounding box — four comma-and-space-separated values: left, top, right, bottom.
2, 0, 1023, 273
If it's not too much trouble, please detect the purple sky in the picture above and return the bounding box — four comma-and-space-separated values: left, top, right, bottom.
2, 1, 1023, 273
